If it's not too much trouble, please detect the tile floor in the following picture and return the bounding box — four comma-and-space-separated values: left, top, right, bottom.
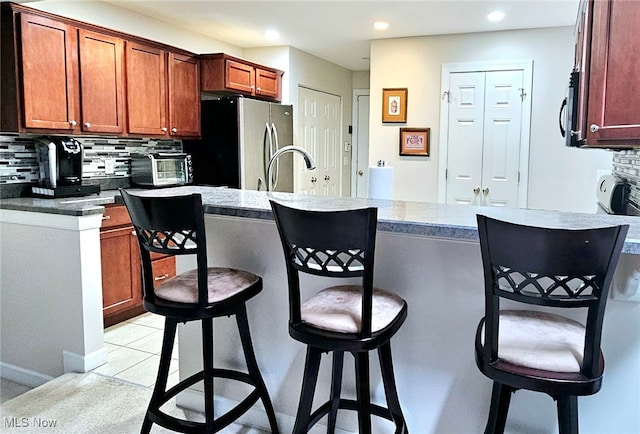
93, 312, 180, 389
1, 313, 269, 433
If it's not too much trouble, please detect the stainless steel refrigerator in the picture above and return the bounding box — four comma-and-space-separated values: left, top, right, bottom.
183, 96, 294, 192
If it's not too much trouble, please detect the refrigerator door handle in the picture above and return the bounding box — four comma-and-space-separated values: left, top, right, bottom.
271, 122, 279, 189
262, 122, 272, 190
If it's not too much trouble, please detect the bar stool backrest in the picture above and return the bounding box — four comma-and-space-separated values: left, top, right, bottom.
270, 200, 378, 337
120, 189, 209, 306
476, 214, 628, 379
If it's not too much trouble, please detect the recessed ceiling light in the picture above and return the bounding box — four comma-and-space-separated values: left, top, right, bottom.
487, 11, 505, 22
264, 29, 280, 41
373, 21, 389, 31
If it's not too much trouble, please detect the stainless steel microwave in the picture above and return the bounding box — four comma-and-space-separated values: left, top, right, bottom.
130, 153, 193, 187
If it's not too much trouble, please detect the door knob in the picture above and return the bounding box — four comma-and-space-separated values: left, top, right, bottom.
473, 187, 480, 194
324, 175, 331, 181
482, 187, 489, 195
590, 124, 600, 133
358, 170, 363, 176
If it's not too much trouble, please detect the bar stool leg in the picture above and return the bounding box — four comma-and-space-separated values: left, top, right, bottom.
328, 351, 344, 433
202, 318, 215, 433
293, 346, 322, 434
485, 382, 513, 434
354, 351, 372, 434
235, 306, 280, 433
142, 317, 178, 434
557, 395, 578, 434
378, 342, 407, 433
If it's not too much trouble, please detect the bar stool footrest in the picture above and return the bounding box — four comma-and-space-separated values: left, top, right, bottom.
307, 398, 407, 433
146, 368, 264, 433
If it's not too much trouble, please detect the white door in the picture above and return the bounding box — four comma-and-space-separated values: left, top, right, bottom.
444, 68, 525, 207
352, 91, 370, 198
297, 87, 342, 196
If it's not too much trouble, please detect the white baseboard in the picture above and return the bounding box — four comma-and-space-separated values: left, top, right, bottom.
63, 348, 109, 373
0, 362, 53, 388
176, 388, 354, 434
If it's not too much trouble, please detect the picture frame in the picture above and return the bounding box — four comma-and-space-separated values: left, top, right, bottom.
382, 88, 408, 123
399, 127, 430, 156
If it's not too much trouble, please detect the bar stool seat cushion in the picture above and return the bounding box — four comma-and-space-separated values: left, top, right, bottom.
482, 310, 586, 373
155, 267, 260, 304
301, 285, 405, 333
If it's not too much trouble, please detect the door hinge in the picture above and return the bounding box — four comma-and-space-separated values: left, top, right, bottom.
442, 90, 450, 103
519, 88, 527, 101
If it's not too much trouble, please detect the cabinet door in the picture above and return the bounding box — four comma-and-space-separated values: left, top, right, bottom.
168, 52, 200, 137
225, 59, 255, 94
78, 29, 124, 134
19, 13, 78, 131
587, 0, 640, 146
255, 68, 281, 101
100, 226, 142, 318
573, 0, 592, 144
126, 42, 167, 136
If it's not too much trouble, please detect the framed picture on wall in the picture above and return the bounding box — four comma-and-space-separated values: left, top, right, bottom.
399, 127, 430, 156
382, 88, 408, 123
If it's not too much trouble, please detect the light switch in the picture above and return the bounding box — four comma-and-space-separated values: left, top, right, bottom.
344, 142, 351, 152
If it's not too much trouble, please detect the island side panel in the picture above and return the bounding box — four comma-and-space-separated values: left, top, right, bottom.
176, 214, 640, 433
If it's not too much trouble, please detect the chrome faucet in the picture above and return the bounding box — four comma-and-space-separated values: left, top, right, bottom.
266, 145, 316, 191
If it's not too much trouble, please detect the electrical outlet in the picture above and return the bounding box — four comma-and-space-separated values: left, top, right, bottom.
104, 158, 115, 175
344, 142, 351, 152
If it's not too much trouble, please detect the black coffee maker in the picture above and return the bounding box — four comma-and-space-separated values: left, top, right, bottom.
33, 137, 100, 198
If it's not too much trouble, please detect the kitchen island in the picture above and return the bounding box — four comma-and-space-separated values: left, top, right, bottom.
1, 187, 639, 433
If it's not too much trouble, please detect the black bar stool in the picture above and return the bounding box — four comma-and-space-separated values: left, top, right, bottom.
475, 214, 628, 434
120, 189, 279, 434
270, 200, 408, 433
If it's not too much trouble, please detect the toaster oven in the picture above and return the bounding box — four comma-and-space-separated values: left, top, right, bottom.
131, 153, 193, 187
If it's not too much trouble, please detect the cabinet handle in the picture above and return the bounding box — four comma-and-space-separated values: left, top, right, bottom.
590, 124, 600, 133
84, 122, 91, 128
482, 187, 489, 195
102, 215, 111, 221
154, 273, 170, 281
161, 127, 168, 132
473, 187, 480, 194
256, 87, 262, 91
69, 120, 77, 126
171, 127, 177, 133
324, 175, 331, 181
358, 170, 363, 176
311, 177, 317, 183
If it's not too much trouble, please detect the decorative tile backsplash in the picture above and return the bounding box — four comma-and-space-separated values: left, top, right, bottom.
0, 134, 182, 185
612, 149, 640, 210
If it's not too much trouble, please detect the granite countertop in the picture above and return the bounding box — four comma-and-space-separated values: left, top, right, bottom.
2, 186, 640, 253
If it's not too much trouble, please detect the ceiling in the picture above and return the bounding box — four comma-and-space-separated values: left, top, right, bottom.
29, 0, 581, 71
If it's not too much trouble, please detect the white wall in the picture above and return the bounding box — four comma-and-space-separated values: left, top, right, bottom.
288, 48, 354, 196
370, 27, 612, 212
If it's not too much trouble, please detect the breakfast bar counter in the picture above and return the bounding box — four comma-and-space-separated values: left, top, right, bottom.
1, 187, 639, 433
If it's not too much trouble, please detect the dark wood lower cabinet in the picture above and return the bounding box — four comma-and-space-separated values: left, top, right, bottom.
101, 204, 175, 327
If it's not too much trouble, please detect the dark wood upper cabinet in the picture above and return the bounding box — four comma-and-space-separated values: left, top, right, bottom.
126, 42, 168, 136
168, 52, 201, 137
200, 53, 283, 102
78, 29, 125, 134
576, 0, 640, 148
18, 12, 79, 132
1, 2, 200, 138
